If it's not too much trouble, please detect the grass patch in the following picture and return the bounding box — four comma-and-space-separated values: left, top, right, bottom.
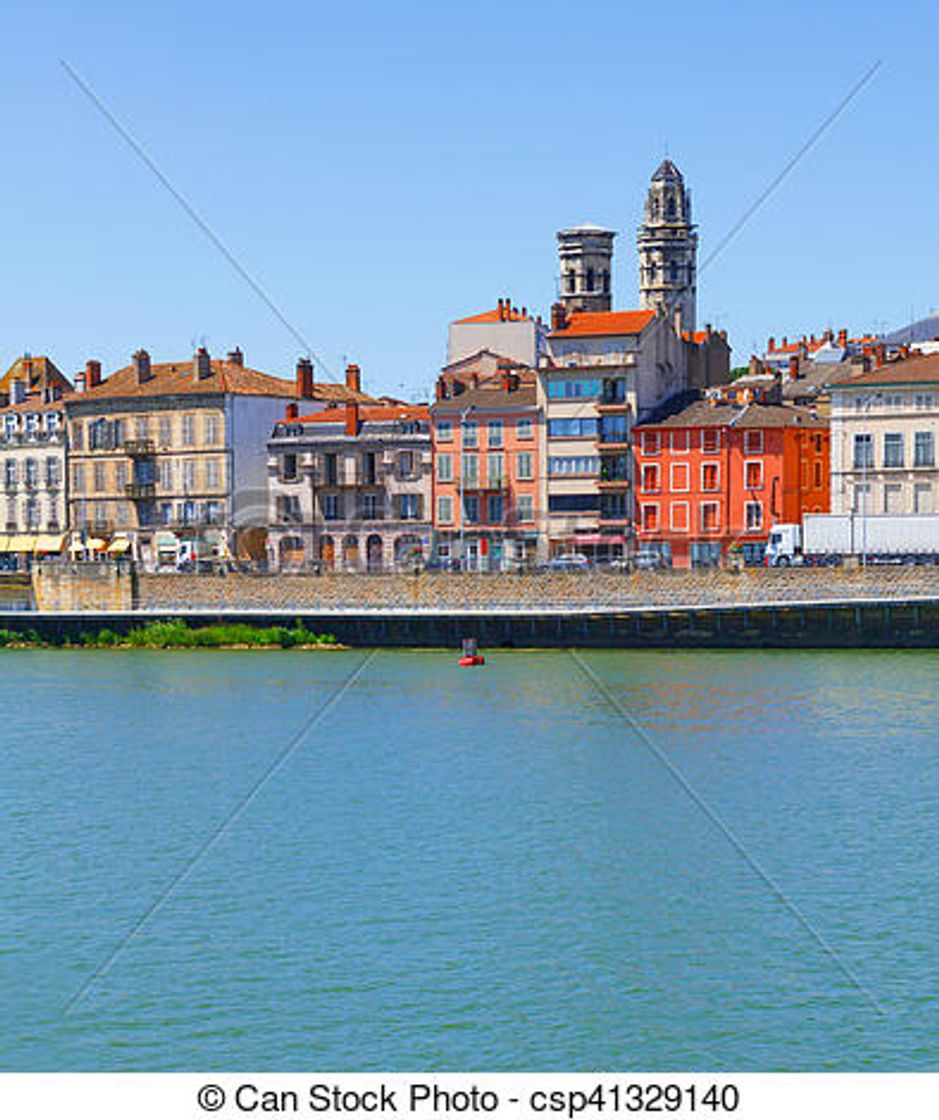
0, 619, 339, 649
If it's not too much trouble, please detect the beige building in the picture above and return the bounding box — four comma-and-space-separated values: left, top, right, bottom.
66, 348, 370, 569
829, 353, 939, 516
0, 356, 71, 563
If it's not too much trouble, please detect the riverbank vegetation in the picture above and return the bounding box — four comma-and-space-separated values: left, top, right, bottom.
0, 619, 339, 649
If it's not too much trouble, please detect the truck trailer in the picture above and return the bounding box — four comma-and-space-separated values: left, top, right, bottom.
766, 514, 939, 566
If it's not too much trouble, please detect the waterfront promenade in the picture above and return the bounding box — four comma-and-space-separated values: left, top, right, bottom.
9, 565, 939, 647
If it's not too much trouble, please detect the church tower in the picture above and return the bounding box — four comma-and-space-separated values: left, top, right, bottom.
556, 223, 616, 314
637, 159, 698, 331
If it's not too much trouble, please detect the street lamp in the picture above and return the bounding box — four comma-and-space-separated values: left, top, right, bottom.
857, 392, 882, 566
458, 404, 475, 571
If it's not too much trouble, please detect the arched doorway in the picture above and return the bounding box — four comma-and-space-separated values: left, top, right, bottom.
395, 534, 423, 570
366, 534, 383, 573
279, 535, 305, 571
319, 535, 335, 572
342, 535, 359, 571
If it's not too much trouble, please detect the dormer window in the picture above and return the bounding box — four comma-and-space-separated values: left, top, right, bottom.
46, 412, 60, 432
4, 415, 16, 437
25, 413, 39, 435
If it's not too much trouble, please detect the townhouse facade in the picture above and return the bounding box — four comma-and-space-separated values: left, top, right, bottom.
66, 348, 370, 569
829, 353, 939, 517
267, 396, 431, 572
431, 352, 543, 570
634, 400, 829, 567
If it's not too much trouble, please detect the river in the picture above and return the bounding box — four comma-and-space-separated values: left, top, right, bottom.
1, 649, 935, 1070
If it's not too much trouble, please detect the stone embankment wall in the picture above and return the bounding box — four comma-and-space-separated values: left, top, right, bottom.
33, 561, 137, 612
137, 567, 939, 612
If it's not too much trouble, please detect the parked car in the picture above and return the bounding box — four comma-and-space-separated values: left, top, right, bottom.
546, 553, 591, 572
633, 549, 667, 570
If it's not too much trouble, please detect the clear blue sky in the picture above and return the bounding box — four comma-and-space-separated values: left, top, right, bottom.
0, 0, 935, 399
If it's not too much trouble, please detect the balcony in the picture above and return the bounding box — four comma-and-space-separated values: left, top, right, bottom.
598, 477, 631, 489
125, 482, 157, 499
124, 439, 155, 456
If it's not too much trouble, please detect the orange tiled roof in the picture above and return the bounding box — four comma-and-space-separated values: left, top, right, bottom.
73, 358, 373, 403
551, 310, 656, 338
297, 403, 429, 424
454, 305, 532, 325
0, 356, 71, 395
833, 351, 939, 388
0, 392, 66, 414
683, 330, 710, 344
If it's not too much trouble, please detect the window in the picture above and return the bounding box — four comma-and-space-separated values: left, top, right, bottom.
93, 462, 106, 492
667, 462, 687, 491
159, 460, 173, 489
602, 378, 626, 404
71, 421, 84, 451
852, 482, 871, 513
814, 461, 823, 488
361, 452, 377, 485
549, 456, 600, 476
814, 434, 823, 453
641, 431, 661, 455
743, 430, 763, 454
46, 413, 60, 434
487, 419, 503, 447
853, 433, 873, 469
744, 461, 763, 489
914, 482, 934, 513
670, 502, 689, 531
206, 459, 221, 488
883, 433, 904, 468
323, 494, 341, 520
204, 414, 220, 444
548, 418, 599, 439
516, 494, 534, 523
641, 464, 660, 492
670, 430, 689, 452
114, 462, 127, 490
601, 455, 629, 481
205, 500, 222, 524
883, 483, 902, 514
4, 460, 15, 487
181, 414, 195, 446
547, 379, 601, 399
436, 420, 453, 442
398, 450, 415, 479
135, 417, 150, 441
158, 416, 172, 447
25, 413, 39, 435
488, 494, 504, 523
745, 501, 763, 531
158, 502, 173, 526
461, 454, 478, 485
25, 459, 38, 487
4, 415, 16, 437
915, 394, 935, 411
182, 460, 196, 489
436, 453, 453, 482
399, 493, 420, 521
702, 462, 719, 491
360, 493, 382, 519
463, 420, 478, 448
72, 464, 84, 493
45, 457, 60, 488
437, 495, 453, 524
914, 431, 934, 468
463, 495, 479, 523
488, 452, 504, 485
517, 418, 533, 440
701, 429, 720, 453
324, 453, 338, 485
600, 416, 629, 444
548, 494, 599, 513
25, 497, 39, 529
115, 502, 130, 527
642, 504, 659, 531
700, 502, 720, 532
600, 492, 628, 519
516, 451, 533, 480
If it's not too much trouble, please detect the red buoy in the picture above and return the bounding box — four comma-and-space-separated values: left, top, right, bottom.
458, 638, 485, 667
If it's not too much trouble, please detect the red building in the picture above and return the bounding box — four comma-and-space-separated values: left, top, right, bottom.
633, 399, 830, 567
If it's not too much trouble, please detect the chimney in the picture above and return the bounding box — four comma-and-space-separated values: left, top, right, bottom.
345, 401, 359, 437
86, 359, 102, 389
550, 302, 568, 332
227, 347, 244, 366
497, 298, 505, 321
876, 344, 886, 367
74, 371, 86, 393
132, 349, 152, 384
9, 380, 26, 404
285, 402, 299, 420
500, 369, 511, 391
899, 344, 910, 360
768, 337, 775, 352
345, 363, 361, 395
748, 355, 763, 376
788, 355, 800, 381
296, 357, 314, 398
193, 347, 212, 381
838, 328, 848, 347
782, 336, 788, 348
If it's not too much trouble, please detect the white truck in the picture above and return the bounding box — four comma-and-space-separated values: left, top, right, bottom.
765, 514, 939, 566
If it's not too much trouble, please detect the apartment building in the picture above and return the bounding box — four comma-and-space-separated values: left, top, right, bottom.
66, 348, 370, 569
267, 395, 431, 572
431, 352, 543, 570
0, 356, 71, 563
634, 399, 829, 568
829, 352, 939, 517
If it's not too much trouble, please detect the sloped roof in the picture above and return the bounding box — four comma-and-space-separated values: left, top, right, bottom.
638, 399, 827, 430
551, 309, 656, 338
652, 158, 683, 182
830, 352, 939, 389
454, 305, 533, 325
297, 403, 429, 424
1, 356, 71, 395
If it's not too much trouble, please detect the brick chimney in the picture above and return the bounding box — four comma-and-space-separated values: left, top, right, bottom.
838, 328, 848, 347
296, 357, 314, 398
788, 355, 800, 380
227, 347, 244, 366
345, 401, 359, 437
345, 363, 361, 394
132, 349, 152, 384
876, 344, 886, 368
768, 336, 775, 352
550, 302, 568, 332
193, 347, 212, 381
285, 402, 299, 420
497, 298, 505, 321
86, 359, 102, 389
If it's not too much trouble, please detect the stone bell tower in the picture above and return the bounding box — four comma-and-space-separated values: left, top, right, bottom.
556, 223, 616, 314
637, 159, 698, 331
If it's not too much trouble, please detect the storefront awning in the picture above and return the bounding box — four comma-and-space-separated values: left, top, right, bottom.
8, 535, 37, 552
69, 537, 106, 552
107, 539, 131, 554
569, 534, 626, 546
0, 536, 10, 552
34, 534, 65, 553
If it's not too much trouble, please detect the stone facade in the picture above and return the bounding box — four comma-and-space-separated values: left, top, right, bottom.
267, 400, 432, 572
637, 159, 698, 331
556, 224, 616, 314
